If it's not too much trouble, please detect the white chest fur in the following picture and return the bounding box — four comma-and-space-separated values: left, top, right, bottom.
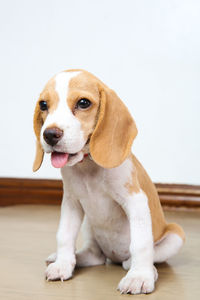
61, 158, 131, 262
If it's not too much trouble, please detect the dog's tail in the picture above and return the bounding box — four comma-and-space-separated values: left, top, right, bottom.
154, 223, 185, 263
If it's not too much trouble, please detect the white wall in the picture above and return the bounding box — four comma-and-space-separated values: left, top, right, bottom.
0, 0, 199, 184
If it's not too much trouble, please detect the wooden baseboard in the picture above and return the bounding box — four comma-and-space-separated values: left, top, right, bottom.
155, 183, 200, 208
0, 178, 62, 206
0, 177, 200, 208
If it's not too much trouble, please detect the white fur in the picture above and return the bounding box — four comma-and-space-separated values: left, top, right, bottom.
114, 190, 155, 294
45, 187, 84, 281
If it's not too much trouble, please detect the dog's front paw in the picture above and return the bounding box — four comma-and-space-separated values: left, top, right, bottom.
118, 267, 156, 294
45, 259, 75, 282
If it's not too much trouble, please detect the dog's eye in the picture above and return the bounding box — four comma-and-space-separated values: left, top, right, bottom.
76, 98, 91, 110
39, 100, 48, 111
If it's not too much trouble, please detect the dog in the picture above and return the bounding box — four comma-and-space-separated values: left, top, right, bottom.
33, 69, 185, 294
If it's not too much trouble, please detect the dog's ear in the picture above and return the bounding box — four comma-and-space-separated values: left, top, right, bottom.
33, 140, 44, 172
33, 103, 44, 172
90, 87, 138, 168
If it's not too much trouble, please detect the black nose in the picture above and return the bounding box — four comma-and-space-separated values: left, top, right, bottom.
43, 127, 63, 146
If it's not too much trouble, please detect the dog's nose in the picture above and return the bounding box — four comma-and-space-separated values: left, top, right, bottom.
43, 127, 63, 146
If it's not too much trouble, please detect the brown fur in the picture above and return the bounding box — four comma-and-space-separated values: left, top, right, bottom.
124, 158, 141, 194
67, 73, 101, 141
90, 88, 138, 168
33, 77, 59, 171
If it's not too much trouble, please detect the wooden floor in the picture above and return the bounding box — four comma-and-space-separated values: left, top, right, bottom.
0, 205, 199, 300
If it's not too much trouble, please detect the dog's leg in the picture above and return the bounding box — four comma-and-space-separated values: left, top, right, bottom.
45, 193, 83, 281
117, 191, 156, 294
46, 217, 106, 268
76, 217, 106, 267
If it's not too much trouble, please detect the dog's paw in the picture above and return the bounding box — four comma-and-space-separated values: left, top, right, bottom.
46, 252, 57, 266
117, 267, 156, 294
45, 259, 75, 282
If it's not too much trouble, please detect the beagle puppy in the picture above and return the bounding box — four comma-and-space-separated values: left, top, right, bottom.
33, 69, 185, 295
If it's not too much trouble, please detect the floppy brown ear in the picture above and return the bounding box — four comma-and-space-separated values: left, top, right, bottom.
33, 140, 44, 172
90, 87, 138, 168
32, 103, 44, 172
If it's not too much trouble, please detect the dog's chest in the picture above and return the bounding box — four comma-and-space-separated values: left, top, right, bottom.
66, 165, 116, 223
62, 162, 131, 262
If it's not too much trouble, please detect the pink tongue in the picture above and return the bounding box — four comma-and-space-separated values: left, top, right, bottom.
51, 152, 69, 168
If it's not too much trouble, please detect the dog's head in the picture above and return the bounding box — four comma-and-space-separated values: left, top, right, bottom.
33, 70, 138, 171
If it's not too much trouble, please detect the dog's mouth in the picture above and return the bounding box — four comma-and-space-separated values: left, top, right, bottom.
51, 152, 77, 168
50, 137, 91, 168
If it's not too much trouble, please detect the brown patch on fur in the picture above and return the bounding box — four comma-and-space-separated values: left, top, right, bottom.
90, 87, 138, 168
67, 72, 101, 141
33, 77, 59, 172
130, 154, 185, 242
39, 77, 59, 114
33, 141, 44, 172
34, 77, 58, 139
